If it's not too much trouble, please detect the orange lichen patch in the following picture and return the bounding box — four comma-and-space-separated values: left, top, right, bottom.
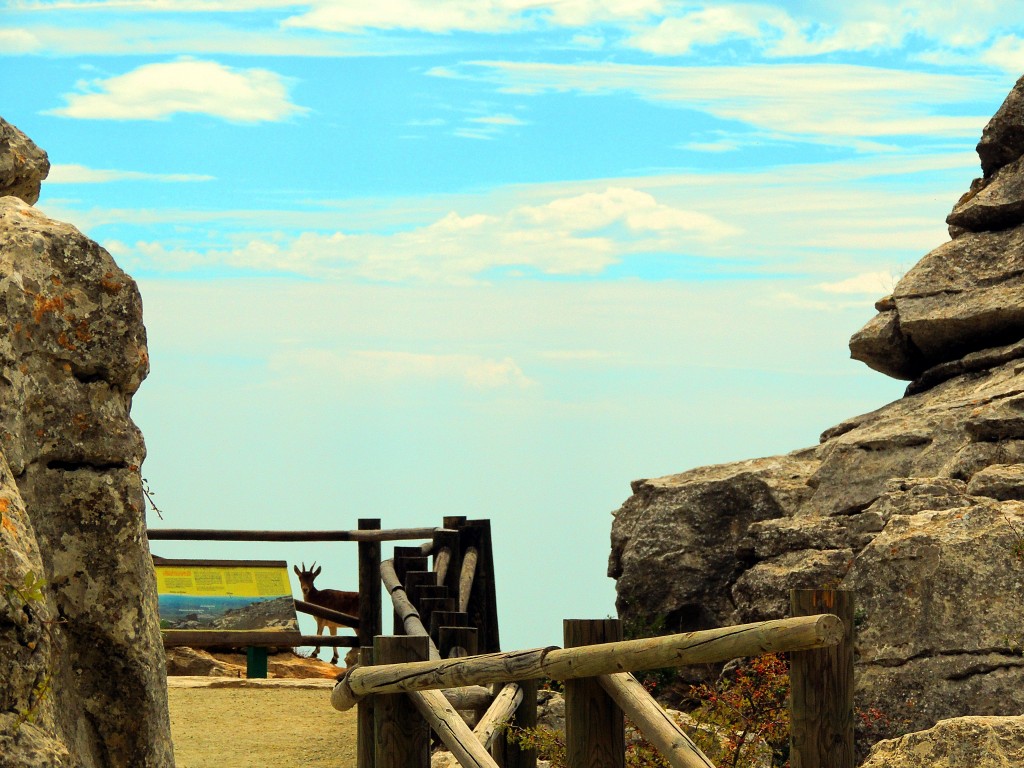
100, 272, 124, 295
57, 331, 77, 351
32, 293, 65, 323
19, 363, 29, 375
0, 499, 13, 535
72, 413, 90, 432
35, 429, 44, 438
63, 362, 72, 373
74, 321, 93, 343
50, 275, 62, 286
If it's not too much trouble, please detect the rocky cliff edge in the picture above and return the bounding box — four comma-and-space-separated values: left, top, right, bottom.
609, 77, 1024, 758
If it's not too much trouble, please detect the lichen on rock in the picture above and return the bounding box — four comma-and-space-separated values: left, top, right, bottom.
0, 118, 173, 766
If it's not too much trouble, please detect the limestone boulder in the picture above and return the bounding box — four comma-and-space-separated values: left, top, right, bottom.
611, 353, 1024, 747
978, 73, 1024, 178
850, 74, 1024, 382
851, 225, 1024, 380
860, 715, 1024, 768
0, 119, 49, 205
0, 193, 171, 763
967, 463, 1024, 500
609, 451, 818, 632
948, 154, 1024, 233
0, 452, 69, 768
844, 500, 1024, 736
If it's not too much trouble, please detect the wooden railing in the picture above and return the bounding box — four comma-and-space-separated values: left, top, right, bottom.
332, 516, 855, 768
149, 518, 856, 767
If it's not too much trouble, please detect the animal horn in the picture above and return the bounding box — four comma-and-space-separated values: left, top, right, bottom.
310, 561, 318, 572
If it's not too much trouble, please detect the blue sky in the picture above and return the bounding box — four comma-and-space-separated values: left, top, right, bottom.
4, 1, 1022, 652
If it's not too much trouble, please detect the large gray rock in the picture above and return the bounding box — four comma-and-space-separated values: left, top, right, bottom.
610, 77, 1024, 756
608, 452, 817, 633
0, 452, 70, 767
0, 192, 172, 764
610, 351, 1024, 748
947, 154, 1024, 233
0, 119, 49, 205
860, 715, 1024, 768
978, 74, 1024, 179
851, 75, 1024, 382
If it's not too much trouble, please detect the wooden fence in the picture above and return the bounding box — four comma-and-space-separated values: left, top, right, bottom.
149, 519, 855, 767
332, 519, 855, 768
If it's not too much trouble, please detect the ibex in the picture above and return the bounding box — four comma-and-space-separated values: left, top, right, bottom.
293, 562, 359, 665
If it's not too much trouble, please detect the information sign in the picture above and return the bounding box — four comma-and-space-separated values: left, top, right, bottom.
154, 558, 299, 632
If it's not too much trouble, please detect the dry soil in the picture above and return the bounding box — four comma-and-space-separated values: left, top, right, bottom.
167, 678, 357, 768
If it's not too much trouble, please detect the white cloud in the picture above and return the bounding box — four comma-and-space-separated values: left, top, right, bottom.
627, 6, 772, 55
48, 163, 215, 183
624, 2, 1016, 60
681, 140, 740, 153
282, 0, 664, 33
48, 59, 308, 122
469, 115, 526, 126
272, 348, 535, 389
0, 28, 42, 52
112, 186, 736, 282
816, 271, 899, 295
981, 35, 1024, 74
13, 0, 297, 9
452, 61, 994, 145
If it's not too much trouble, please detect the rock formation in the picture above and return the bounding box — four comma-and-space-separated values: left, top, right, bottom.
859, 715, 1024, 768
609, 75, 1024, 755
0, 118, 49, 206
0, 120, 173, 766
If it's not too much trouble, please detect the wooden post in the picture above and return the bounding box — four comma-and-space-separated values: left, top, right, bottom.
358, 519, 382, 647
439, 625, 478, 658
498, 678, 537, 768
357, 646, 375, 768
467, 519, 500, 652
374, 635, 430, 768
790, 589, 855, 768
430, 609, 467, 644
563, 619, 624, 768
413, 587, 451, 634
405, 571, 436, 607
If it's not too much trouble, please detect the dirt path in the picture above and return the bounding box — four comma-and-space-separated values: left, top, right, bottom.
167, 678, 357, 768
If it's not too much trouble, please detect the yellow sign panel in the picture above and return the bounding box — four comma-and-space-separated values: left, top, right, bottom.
156, 565, 290, 598
154, 559, 298, 632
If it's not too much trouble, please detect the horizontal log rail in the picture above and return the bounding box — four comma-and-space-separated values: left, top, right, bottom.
162, 630, 358, 648
147, 527, 441, 543
295, 599, 360, 629
332, 614, 842, 710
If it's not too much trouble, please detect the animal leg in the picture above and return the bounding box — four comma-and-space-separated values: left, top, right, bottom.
329, 624, 339, 665
313, 619, 325, 659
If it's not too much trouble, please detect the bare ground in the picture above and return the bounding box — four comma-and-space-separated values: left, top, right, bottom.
167, 678, 357, 768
